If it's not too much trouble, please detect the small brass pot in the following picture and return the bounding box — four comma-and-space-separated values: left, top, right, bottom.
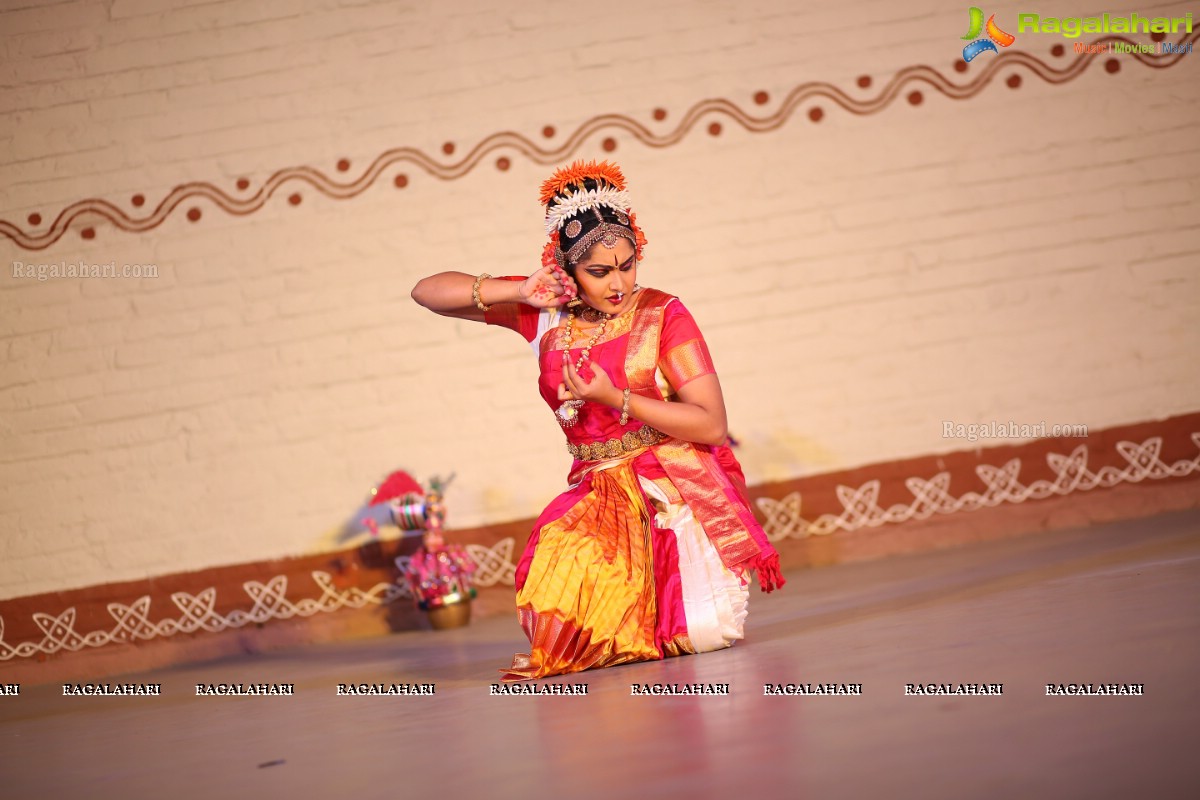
426, 596, 472, 630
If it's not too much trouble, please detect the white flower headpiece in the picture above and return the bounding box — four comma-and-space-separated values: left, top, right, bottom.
544, 186, 632, 235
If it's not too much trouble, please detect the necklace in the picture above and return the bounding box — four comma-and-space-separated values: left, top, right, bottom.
576, 303, 606, 323
555, 306, 611, 427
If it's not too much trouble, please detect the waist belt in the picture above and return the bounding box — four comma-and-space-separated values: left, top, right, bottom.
566, 424, 668, 461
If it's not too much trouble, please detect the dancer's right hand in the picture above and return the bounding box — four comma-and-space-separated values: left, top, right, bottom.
520, 264, 577, 308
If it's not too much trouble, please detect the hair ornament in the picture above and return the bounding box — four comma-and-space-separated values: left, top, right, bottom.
538, 159, 647, 268
544, 186, 632, 234
538, 160, 627, 206
541, 230, 563, 270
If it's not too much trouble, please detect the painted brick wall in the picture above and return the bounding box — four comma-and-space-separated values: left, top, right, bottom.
1, 0, 1197, 599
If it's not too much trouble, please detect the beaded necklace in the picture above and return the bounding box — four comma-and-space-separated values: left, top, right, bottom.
555, 306, 611, 427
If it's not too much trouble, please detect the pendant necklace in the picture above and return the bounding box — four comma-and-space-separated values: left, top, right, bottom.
555, 305, 612, 428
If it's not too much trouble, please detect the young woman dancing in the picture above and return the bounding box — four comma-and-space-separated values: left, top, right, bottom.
410, 160, 785, 682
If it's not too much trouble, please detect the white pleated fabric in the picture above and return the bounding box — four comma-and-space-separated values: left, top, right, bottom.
638, 474, 750, 653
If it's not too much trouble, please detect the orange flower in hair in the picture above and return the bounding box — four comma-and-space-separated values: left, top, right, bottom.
541, 231, 561, 270
628, 211, 648, 262
539, 160, 627, 206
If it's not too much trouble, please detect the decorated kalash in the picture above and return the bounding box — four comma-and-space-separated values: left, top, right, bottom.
367, 470, 478, 629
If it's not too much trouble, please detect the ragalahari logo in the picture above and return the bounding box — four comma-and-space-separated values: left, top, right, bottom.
961, 7, 1017, 62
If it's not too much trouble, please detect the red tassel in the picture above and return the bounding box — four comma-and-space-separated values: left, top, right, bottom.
754, 552, 787, 593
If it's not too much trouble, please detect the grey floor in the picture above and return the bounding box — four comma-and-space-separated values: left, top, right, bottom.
2, 508, 1198, 800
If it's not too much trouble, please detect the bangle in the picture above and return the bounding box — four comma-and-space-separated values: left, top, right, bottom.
619, 387, 632, 426
472, 273, 493, 311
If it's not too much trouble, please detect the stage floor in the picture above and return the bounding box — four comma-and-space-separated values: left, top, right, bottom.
2, 508, 1198, 799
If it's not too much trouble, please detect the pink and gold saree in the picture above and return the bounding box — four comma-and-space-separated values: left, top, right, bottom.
484, 280, 784, 682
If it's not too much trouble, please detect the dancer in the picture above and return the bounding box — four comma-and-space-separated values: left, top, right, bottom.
410, 160, 784, 682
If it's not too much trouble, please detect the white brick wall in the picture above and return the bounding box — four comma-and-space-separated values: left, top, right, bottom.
1, 0, 1198, 599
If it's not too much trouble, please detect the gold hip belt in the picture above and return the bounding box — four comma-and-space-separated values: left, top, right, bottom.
567, 424, 668, 461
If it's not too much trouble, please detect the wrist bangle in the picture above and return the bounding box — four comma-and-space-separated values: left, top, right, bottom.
619, 387, 632, 426
472, 273, 493, 311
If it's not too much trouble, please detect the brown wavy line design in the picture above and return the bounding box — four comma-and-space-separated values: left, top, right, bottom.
2, 32, 1195, 252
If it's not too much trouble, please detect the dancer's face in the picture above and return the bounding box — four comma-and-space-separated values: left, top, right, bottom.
570, 237, 637, 316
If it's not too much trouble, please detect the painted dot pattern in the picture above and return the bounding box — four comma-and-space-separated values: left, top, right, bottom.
3, 44, 1181, 252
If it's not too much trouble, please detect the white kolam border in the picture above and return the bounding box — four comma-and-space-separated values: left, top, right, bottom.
757, 434, 1200, 541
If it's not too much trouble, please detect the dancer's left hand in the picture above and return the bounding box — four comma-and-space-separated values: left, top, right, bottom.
563, 358, 621, 408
